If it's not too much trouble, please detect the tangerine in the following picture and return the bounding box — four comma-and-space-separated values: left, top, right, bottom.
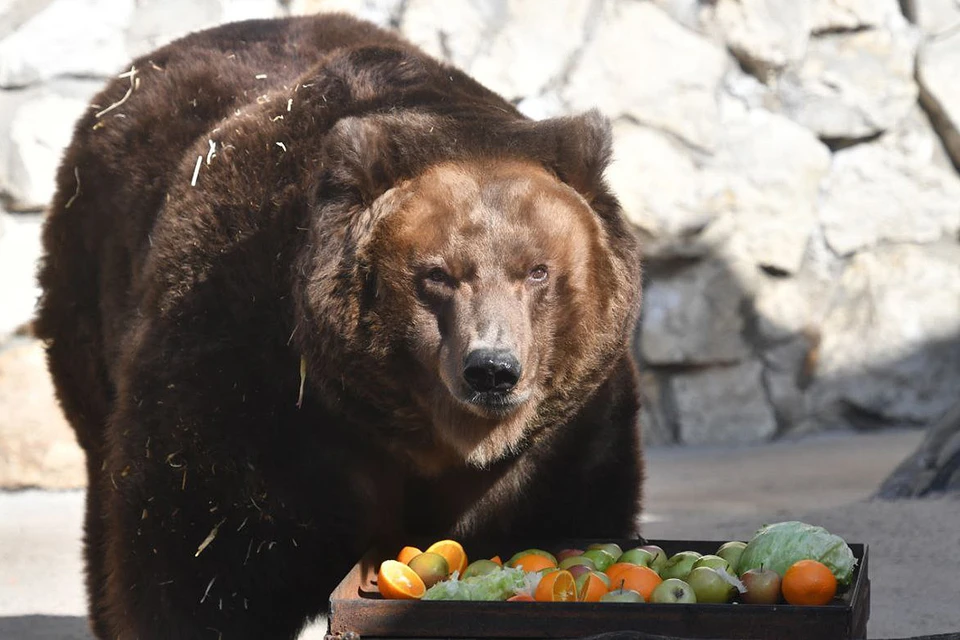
512, 553, 558, 573
377, 560, 426, 600
425, 539, 469, 575
535, 569, 577, 602
609, 565, 662, 601
396, 546, 422, 565
781, 559, 837, 606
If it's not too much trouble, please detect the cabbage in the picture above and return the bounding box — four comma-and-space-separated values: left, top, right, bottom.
422, 566, 531, 601
738, 521, 857, 586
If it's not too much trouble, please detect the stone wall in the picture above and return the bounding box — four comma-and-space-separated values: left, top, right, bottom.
2, 0, 959, 486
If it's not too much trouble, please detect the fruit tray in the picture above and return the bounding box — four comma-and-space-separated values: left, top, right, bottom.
327, 539, 870, 640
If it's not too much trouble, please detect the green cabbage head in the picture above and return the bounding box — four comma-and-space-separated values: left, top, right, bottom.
738, 521, 857, 586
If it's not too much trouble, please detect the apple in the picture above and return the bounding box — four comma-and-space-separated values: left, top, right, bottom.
659, 551, 701, 581
587, 542, 623, 562
716, 541, 747, 574
566, 564, 593, 580
686, 567, 737, 604
507, 548, 557, 568
559, 555, 597, 571
582, 549, 617, 572
407, 552, 450, 588
650, 578, 697, 604
618, 548, 656, 568
692, 554, 731, 573
461, 559, 501, 579
639, 545, 668, 573
600, 587, 644, 603
555, 548, 584, 563
740, 567, 782, 605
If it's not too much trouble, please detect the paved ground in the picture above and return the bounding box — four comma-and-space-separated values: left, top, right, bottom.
2, 428, 957, 639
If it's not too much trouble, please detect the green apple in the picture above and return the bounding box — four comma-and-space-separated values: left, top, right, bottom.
506, 548, 557, 568
407, 552, 450, 588
599, 587, 644, 603
740, 567, 781, 605
618, 548, 656, 568
461, 559, 501, 579
659, 551, 701, 581
716, 541, 747, 574
650, 578, 697, 604
582, 549, 616, 572
686, 567, 737, 604
587, 543, 623, 562
692, 554, 731, 573
559, 555, 597, 571
640, 545, 668, 573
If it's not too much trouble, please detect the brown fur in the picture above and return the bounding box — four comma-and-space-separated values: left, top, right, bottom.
36, 14, 643, 639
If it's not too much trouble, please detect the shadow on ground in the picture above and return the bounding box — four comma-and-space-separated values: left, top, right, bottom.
0, 616, 92, 640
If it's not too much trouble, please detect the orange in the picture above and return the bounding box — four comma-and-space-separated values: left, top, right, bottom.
578, 573, 610, 602
425, 539, 468, 575
396, 546, 422, 565
605, 562, 638, 583
377, 560, 426, 600
535, 569, 577, 602
782, 559, 837, 606
507, 593, 535, 601
512, 553, 558, 573
609, 565, 662, 601
490, 555, 503, 566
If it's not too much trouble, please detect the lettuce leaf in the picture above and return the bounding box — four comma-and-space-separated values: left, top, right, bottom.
738, 521, 857, 586
422, 566, 531, 601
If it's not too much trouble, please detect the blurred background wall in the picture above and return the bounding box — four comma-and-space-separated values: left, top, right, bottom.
1, 0, 958, 488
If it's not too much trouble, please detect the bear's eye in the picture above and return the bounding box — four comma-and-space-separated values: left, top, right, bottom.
425, 267, 451, 285
528, 265, 548, 283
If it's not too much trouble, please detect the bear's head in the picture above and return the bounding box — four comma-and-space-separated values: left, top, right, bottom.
296, 109, 641, 473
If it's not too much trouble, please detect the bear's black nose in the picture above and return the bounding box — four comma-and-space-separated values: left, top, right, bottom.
463, 349, 521, 394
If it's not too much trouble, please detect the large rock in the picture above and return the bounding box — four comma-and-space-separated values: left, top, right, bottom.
0, 0, 132, 88
563, 1, 731, 151
639, 258, 752, 366
0, 211, 43, 342
818, 138, 960, 256
713, 0, 812, 77
289, 0, 404, 26
401, 0, 593, 101
911, 0, 960, 36
0, 0, 56, 41
671, 359, 779, 445
917, 28, 960, 172
609, 97, 830, 272
1, 91, 91, 211
778, 23, 919, 140
0, 339, 85, 489
811, 0, 904, 32
805, 242, 960, 431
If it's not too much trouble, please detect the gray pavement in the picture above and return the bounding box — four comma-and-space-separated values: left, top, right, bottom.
3, 428, 957, 639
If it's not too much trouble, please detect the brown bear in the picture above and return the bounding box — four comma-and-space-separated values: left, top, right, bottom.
36, 13, 644, 640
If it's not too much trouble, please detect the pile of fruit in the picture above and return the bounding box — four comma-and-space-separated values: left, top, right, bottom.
376, 521, 857, 606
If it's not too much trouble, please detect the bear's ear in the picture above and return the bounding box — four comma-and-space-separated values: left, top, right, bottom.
537, 109, 614, 203
319, 117, 398, 206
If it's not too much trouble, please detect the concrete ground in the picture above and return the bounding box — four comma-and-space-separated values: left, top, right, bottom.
2, 428, 957, 639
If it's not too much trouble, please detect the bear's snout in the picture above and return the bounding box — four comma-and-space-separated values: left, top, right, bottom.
463, 348, 521, 394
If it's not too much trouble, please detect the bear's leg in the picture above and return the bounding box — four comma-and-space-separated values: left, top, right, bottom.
83, 459, 112, 639
97, 460, 323, 640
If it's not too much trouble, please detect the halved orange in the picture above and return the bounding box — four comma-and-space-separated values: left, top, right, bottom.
377, 560, 426, 600
610, 565, 662, 601
490, 555, 503, 566
577, 572, 610, 602
396, 545, 422, 565
535, 569, 577, 602
425, 539, 468, 575
512, 553, 558, 573
507, 593, 535, 601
